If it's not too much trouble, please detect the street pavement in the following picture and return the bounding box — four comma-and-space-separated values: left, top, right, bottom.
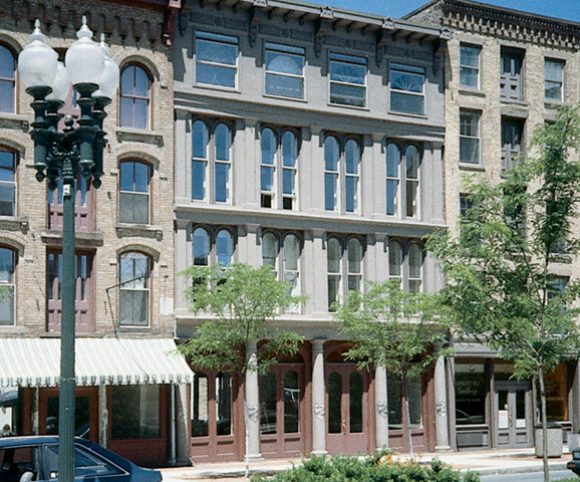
158, 447, 577, 481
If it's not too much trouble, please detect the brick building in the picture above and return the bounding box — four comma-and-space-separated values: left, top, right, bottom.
0, 0, 192, 467
407, 0, 580, 451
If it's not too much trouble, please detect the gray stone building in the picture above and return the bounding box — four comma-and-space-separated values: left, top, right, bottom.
173, 0, 451, 462
407, 0, 580, 451
0, 0, 192, 467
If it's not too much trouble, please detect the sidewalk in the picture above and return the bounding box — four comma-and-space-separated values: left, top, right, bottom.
159, 447, 574, 480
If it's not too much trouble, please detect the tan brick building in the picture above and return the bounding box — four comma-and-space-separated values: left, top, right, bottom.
0, 0, 191, 467
407, 0, 580, 451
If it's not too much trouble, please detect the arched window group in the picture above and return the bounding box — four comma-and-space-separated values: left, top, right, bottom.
327, 236, 363, 311
192, 120, 232, 203
260, 128, 298, 210
388, 239, 423, 294
386, 143, 421, 218
193, 226, 234, 267
324, 136, 360, 213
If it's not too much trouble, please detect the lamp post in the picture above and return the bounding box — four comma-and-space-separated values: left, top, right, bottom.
18, 18, 118, 482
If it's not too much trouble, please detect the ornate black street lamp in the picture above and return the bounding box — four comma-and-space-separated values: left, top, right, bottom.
18, 17, 118, 481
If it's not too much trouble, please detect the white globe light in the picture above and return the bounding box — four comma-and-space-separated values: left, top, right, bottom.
46, 62, 71, 103
93, 34, 119, 100
17, 20, 58, 90
64, 16, 105, 87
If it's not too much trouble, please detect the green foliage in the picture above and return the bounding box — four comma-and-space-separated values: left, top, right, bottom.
250, 454, 480, 482
427, 105, 580, 379
334, 280, 451, 380
179, 263, 306, 374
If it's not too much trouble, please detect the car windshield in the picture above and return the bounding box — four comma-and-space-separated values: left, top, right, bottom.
45, 444, 124, 479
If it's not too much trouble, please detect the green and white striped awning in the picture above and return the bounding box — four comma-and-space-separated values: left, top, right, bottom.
0, 337, 193, 388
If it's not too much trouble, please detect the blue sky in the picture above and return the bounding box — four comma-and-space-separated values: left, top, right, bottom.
305, 1, 579, 23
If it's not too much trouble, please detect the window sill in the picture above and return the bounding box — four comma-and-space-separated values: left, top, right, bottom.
500, 99, 528, 108
327, 102, 370, 112
388, 111, 428, 120
263, 93, 308, 103
545, 100, 565, 109
0, 112, 29, 131
41, 230, 104, 247
0, 216, 29, 232
115, 127, 164, 147
458, 88, 485, 98
116, 223, 163, 240
459, 163, 485, 172
193, 83, 241, 95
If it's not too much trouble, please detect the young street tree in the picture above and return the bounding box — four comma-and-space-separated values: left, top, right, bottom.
334, 280, 450, 453
178, 262, 305, 472
427, 106, 580, 481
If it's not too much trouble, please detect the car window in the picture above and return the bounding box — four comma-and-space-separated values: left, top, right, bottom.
45, 444, 124, 479
0, 446, 39, 481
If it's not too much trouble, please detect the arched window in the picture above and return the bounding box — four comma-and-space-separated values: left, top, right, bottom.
327, 236, 364, 311
388, 239, 423, 293
120, 65, 151, 129
260, 128, 298, 210
386, 142, 422, 218
192, 120, 232, 203
261, 232, 278, 269
0, 46, 15, 113
0, 246, 15, 325
325, 136, 360, 213
0, 149, 16, 216
119, 160, 150, 224
119, 251, 150, 326
193, 227, 210, 266
216, 229, 233, 267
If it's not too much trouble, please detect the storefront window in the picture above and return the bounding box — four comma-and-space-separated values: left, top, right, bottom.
408, 378, 423, 428
216, 373, 232, 435
284, 371, 299, 433
387, 374, 422, 429
455, 363, 486, 425
192, 373, 209, 437
544, 363, 568, 422
387, 374, 402, 429
259, 372, 276, 434
112, 385, 159, 439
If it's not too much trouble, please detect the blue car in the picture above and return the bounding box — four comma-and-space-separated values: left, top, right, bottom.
0, 436, 162, 481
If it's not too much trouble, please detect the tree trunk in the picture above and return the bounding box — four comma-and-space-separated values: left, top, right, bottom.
539, 366, 549, 482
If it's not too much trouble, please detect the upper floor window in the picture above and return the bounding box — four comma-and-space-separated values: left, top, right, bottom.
195, 31, 238, 89
329, 53, 366, 107
47, 251, 94, 333
0, 246, 15, 325
327, 236, 363, 311
324, 136, 360, 213
459, 109, 481, 165
120, 65, 151, 129
0, 150, 16, 216
119, 251, 150, 326
265, 43, 305, 99
388, 240, 423, 294
390, 63, 425, 115
48, 172, 93, 231
261, 231, 301, 300
459, 44, 480, 89
120, 160, 150, 224
386, 143, 421, 218
193, 226, 234, 268
501, 118, 524, 171
192, 120, 232, 204
500, 48, 524, 102
545, 59, 564, 102
260, 128, 298, 210
0, 45, 15, 113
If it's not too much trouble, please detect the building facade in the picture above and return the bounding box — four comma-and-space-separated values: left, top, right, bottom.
0, 0, 192, 467
407, 0, 580, 451
173, 0, 451, 462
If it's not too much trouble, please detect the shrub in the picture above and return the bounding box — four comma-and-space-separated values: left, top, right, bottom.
250, 454, 480, 482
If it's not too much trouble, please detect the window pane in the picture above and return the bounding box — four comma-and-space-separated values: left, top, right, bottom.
345, 177, 356, 213
112, 385, 159, 439
216, 373, 232, 435
284, 371, 300, 433
197, 38, 237, 66
406, 181, 418, 218
0, 286, 13, 325
192, 160, 206, 200
406, 146, 420, 180
324, 137, 339, 171
0, 46, 15, 79
134, 67, 149, 97
327, 238, 341, 273
387, 373, 402, 429
408, 378, 423, 428
193, 228, 210, 266
0, 80, 13, 113
261, 166, 274, 192
391, 69, 424, 93
266, 49, 304, 75
455, 363, 486, 425
261, 129, 276, 166
389, 241, 402, 277
265, 73, 303, 98
409, 244, 422, 277
345, 140, 359, 174
284, 235, 299, 271
119, 290, 148, 325
134, 99, 148, 129
120, 97, 133, 127
347, 238, 362, 274
215, 163, 229, 203
282, 169, 294, 195
196, 34, 238, 88
216, 230, 233, 267
282, 131, 297, 167
325, 174, 337, 211
460, 138, 480, 165
259, 372, 277, 434
262, 232, 277, 268
328, 372, 342, 433
350, 372, 363, 433
193, 121, 209, 159
330, 83, 365, 107
386, 180, 399, 216
215, 124, 231, 162
391, 92, 424, 115
192, 373, 209, 437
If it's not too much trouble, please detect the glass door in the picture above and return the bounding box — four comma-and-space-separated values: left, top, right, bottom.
495, 381, 532, 448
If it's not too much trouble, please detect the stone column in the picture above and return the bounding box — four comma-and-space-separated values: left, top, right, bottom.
375, 365, 389, 450
245, 342, 262, 459
311, 339, 327, 454
98, 385, 108, 448
434, 353, 451, 451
